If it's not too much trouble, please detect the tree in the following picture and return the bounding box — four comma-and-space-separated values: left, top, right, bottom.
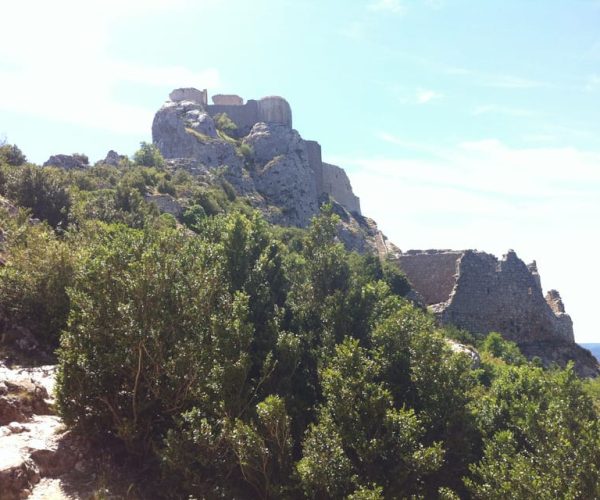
466, 364, 600, 499
4, 165, 70, 227
298, 338, 443, 498
133, 142, 165, 168
0, 143, 27, 166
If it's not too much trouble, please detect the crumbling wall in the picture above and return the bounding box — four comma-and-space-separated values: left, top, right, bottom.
396, 251, 462, 305
438, 250, 574, 344
395, 249, 596, 374
257, 96, 293, 127
322, 163, 361, 214
212, 94, 244, 105
206, 100, 260, 137
169, 88, 207, 105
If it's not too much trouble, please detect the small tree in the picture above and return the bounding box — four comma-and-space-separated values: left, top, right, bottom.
133, 142, 165, 168
0, 143, 27, 166
214, 113, 237, 134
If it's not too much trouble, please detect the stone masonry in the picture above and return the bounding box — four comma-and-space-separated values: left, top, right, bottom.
395, 249, 599, 376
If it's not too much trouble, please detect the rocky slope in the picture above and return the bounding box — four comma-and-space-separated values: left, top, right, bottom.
151, 88, 385, 253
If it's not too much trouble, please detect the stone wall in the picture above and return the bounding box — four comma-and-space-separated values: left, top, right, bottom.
256, 96, 292, 128
322, 163, 361, 214
169, 88, 207, 105
206, 96, 293, 137
438, 250, 575, 344
394, 249, 599, 375
206, 100, 260, 137
396, 251, 462, 305
305, 140, 323, 194
212, 94, 244, 105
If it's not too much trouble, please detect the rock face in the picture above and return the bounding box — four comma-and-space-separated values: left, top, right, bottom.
144, 194, 183, 217
152, 88, 363, 228
101, 150, 126, 167
43, 154, 88, 169
395, 249, 599, 376
322, 163, 361, 214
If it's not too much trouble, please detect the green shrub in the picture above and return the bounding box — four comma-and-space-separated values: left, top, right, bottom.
0, 219, 76, 348
213, 113, 237, 134
133, 142, 165, 168
4, 165, 71, 228
0, 143, 27, 166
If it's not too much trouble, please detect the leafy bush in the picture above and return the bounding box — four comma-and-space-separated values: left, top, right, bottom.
133, 142, 165, 168
213, 113, 237, 134
4, 165, 71, 228
467, 364, 600, 499
0, 217, 76, 348
0, 143, 27, 166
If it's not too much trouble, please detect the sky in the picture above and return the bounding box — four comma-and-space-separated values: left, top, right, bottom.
1, 0, 599, 342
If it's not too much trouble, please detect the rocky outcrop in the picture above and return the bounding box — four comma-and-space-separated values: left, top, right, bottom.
322, 163, 361, 214
152, 89, 364, 231
100, 150, 126, 167
144, 194, 183, 217
43, 154, 89, 169
152, 99, 242, 171
395, 249, 599, 376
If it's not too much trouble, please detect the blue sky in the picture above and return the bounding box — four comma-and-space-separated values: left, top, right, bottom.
1, 0, 600, 341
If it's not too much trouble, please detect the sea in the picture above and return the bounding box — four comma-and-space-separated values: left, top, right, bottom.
580, 344, 600, 362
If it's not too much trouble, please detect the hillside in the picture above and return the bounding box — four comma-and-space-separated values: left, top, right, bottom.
1, 89, 600, 498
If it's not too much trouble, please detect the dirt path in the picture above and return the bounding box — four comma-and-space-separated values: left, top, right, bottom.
0, 363, 78, 499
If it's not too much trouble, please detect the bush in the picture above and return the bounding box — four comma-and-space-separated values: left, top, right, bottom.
4, 165, 71, 228
0, 219, 75, 348
133, 142, 165, 168
213, 113, 237, 134
0, 144, 27, 166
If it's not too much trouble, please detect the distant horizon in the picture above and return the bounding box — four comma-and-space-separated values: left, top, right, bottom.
1, 0, 599, 341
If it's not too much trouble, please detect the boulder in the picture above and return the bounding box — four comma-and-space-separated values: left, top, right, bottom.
144, 194, 183, 217
101, 150, 126, 167
43, 154, 88, 169
152, 100, 244, 170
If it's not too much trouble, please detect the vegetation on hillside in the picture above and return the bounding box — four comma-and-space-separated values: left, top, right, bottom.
1, 144, 599, 498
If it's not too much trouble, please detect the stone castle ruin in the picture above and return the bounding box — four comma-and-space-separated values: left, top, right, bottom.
396, 250, 598, 376
154, 88, 361, 224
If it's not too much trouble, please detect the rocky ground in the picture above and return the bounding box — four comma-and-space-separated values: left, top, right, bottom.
0, 361, 138, 499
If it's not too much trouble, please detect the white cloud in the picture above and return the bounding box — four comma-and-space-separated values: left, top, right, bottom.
416, 88, 442, 104
0, 0, 220, 135
330, 139, 600, 341
368, 0, 406, 14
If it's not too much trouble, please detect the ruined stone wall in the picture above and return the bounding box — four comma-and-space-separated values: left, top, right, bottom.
438, 250, 574, 344
169, 88, 207, 105
212, 94, 244, 105
257, 96, 292, 128
206, 100, 260, 137
322, 163, 361, 214
305, 140, 323, 194
396, 251, 462, 305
